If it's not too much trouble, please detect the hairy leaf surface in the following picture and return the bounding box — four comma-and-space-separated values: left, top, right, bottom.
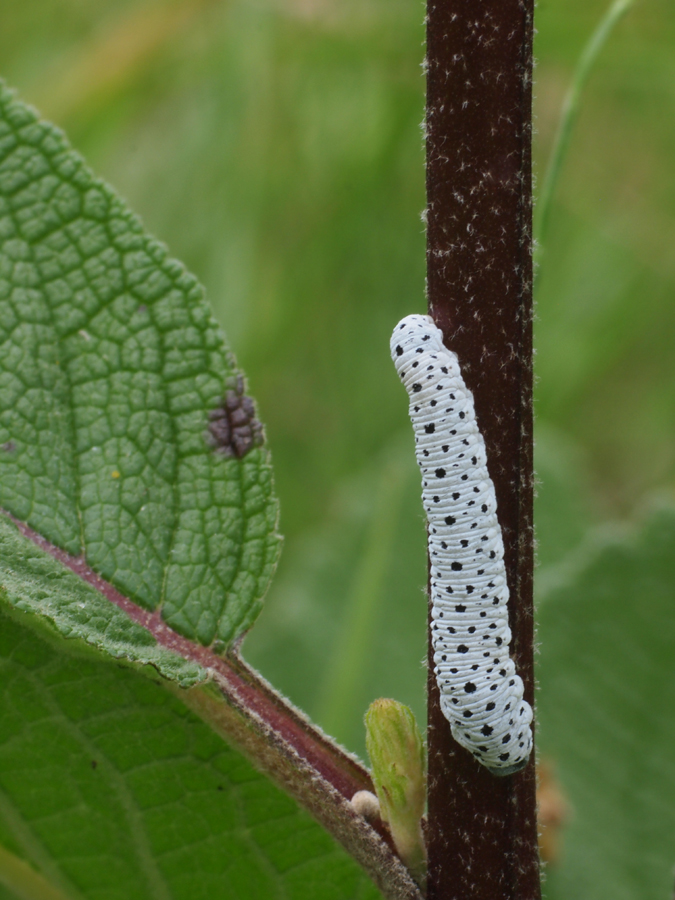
0, 613, 381, 900
0, 514, 208, 688
0, 81, 391, 900
0, 81, 280, 649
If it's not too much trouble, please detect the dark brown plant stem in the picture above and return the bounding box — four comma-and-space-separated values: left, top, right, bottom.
7, 513, 423, 900
425, 1, 540, 898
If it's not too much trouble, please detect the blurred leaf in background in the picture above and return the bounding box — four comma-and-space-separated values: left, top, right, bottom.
537, 504, 675, 900
534, 0, 675, 519
4, 0, 675, 896
534, 1, 675, 895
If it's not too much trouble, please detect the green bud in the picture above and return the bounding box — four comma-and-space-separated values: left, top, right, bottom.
365, 699, 427, 886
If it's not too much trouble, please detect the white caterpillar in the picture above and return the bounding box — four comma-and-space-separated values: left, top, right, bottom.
391, 314, 533, 776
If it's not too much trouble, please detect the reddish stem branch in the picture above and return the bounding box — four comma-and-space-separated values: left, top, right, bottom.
425, 1, 540, 898
8, 513, 423, 900
10, 515, 367, 798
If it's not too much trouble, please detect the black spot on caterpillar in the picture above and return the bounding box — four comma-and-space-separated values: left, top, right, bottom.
390, 314, 533, 776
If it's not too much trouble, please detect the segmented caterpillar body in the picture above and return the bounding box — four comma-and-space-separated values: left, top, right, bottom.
391, 314, 533, 776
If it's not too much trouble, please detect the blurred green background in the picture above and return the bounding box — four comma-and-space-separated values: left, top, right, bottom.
3, 0, 675, 896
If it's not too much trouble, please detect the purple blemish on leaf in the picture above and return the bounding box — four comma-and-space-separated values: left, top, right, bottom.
208, 375, 264, 458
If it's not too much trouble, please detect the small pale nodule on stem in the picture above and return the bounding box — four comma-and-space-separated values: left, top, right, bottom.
365, 699, 427, 888
350, 790, 381, 822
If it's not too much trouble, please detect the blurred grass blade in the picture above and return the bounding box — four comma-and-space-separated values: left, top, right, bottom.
317, 456, 407, 738
534, 0, 635, 269
0, 843, 71, 900
34, 0, 213, 122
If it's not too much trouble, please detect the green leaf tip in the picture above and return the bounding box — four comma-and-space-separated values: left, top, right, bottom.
365, 698, 427, 886
0, 80, 281, 650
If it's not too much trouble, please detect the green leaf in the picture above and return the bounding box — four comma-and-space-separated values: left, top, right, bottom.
0, 83, 418, 900
0, 611, 381, 900
0, 80, 280, 649
0, 513, 207, 688
0, 512, 414, 900
537, 504, 675, 900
